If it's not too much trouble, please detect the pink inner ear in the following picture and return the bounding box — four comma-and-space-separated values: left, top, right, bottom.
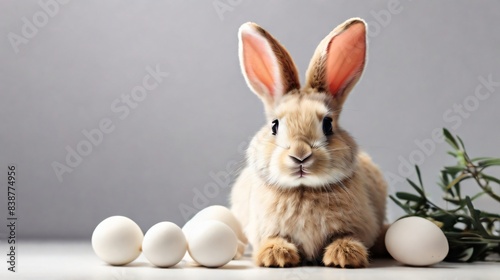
326, 23, 366, 95
242, 34, 276, 97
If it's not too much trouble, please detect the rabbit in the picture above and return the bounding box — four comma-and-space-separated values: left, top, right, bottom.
230, 18, 388, 268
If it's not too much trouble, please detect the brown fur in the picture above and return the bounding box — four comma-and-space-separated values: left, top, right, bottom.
323, 237, 369, 268
232, 18, 387, 268
255, 237, 301, 267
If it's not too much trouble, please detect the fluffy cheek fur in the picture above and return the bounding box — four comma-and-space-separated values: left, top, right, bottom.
249, 128, 357, 189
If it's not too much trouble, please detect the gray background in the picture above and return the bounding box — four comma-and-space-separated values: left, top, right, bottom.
0, 0, 499, 240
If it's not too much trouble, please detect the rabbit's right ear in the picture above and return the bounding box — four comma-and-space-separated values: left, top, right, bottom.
239, 22, 300, 109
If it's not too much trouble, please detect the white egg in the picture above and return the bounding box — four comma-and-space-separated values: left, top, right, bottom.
142, 222, 187, 267
183, 220, 238, 267
91, 216, 143, 265
182, 205, 247, 259
385, 216, 449, 266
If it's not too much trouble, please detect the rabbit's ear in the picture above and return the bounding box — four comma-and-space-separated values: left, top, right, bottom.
305, 18, 366, 108
239, 22, 300, 108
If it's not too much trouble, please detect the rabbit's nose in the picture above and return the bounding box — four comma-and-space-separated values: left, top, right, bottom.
289, 153, 312, 164
289, 141, 312, 164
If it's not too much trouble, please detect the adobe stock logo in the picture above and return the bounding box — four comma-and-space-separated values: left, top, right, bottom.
385, 74, 499, 188
51, 65, 169, 182
212, 0, 243, 21
8, 0, 71, 54
178, 138, 250, 221
365, 0, 409, 38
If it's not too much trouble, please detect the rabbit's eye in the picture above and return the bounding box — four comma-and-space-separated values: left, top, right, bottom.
322, 117, 333, 136
271, 119, 279, 135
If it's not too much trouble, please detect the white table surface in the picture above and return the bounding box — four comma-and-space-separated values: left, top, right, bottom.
1, 241, 499, 280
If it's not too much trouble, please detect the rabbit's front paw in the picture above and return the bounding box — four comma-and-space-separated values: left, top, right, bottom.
323, 237, 368, 268
255, 237, 300, 267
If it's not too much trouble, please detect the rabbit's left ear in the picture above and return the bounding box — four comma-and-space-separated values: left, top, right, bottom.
239, 22, 300, 109
304, 18, 367, 109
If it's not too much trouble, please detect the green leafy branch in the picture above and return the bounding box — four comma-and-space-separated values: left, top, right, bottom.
390, 128, 500, 262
